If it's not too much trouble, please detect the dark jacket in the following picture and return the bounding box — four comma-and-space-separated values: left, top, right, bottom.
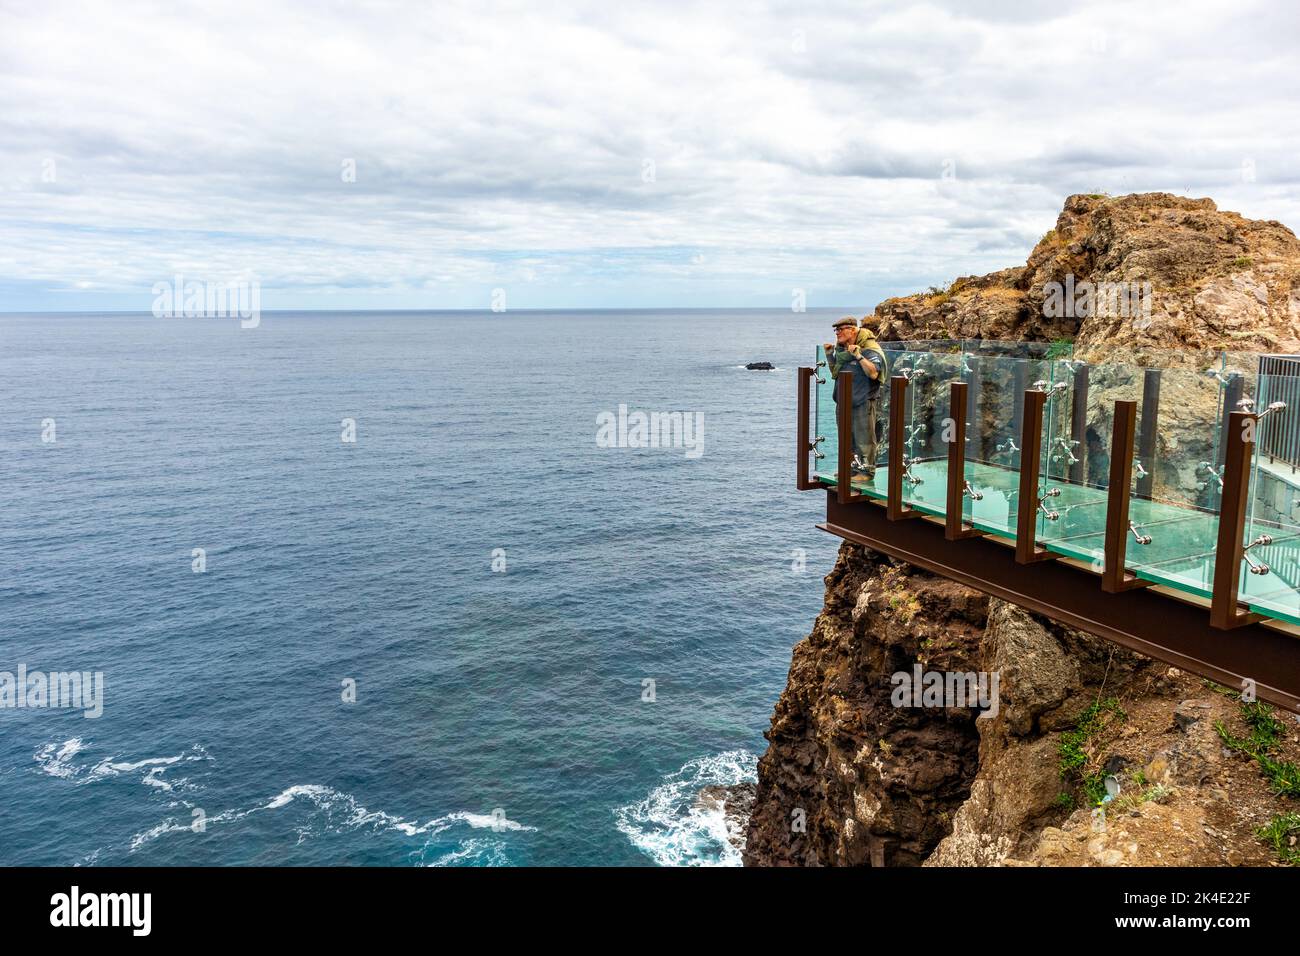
830, 345, 886, 406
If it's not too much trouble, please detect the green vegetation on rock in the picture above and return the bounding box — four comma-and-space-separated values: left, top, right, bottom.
1058, 697, 1127, 807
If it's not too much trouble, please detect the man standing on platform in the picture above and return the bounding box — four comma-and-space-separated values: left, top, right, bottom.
823, 316, 886, 480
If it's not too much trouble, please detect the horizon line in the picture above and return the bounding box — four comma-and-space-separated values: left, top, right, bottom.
0, 305, 872, 316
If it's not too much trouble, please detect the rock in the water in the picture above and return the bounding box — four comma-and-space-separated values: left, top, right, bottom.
745, 361, 775, 370
696, 783, 757, 850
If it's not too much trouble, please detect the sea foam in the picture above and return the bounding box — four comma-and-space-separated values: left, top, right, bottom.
613, 749, 757, 867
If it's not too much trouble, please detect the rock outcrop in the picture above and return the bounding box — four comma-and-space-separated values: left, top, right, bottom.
875, 192, 1300, 355
744, 193, 1300, 867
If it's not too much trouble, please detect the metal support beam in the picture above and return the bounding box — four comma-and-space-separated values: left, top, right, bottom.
887, 375, 920, 520
1016, 388, 1057, 563
796, 367, 821, 490
1211, 410, 1265, 629
1136, 369, 1161, 500
821, 491, 1300, 713
1102, 400, 1152, 592
946, 381, 985, 540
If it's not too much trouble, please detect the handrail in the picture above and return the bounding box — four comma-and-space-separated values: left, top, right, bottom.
1260, 355, 1300, 472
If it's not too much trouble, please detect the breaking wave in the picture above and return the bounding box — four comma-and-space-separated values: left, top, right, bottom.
34, 738, 209, 793
614, 750, 757, 867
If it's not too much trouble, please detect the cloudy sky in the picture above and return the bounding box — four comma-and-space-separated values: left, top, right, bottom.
3, 0, 1298, 312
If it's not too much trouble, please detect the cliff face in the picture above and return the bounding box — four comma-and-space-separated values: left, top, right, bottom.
743, 546, 987, 866
744, 193, 1300, 867
745, 543, 1298, 866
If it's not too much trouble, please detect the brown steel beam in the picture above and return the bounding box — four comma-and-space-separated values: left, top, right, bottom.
821, 490, 1300, 713
887, 375, 920, 520
945, 381, 985, 540
1016, 388, 1057, 563
1102, 400, 1152, 592
1211, 410, 1265, 629
796, 367, 821, 490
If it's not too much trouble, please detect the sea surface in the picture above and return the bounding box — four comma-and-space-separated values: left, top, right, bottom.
0, 309, 842, 866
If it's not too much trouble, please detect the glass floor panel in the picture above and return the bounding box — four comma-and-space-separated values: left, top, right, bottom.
814, 460, 1281, 613
1240, 531, 1300, 626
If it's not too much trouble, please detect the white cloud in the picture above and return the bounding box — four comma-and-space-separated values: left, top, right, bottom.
1, 0, 1296, 309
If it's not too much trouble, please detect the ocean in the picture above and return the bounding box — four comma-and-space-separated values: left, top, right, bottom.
0, 309, 842, 866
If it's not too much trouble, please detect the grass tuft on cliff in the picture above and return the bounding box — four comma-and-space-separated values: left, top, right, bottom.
1045, 338, 1074, 360
1216, 701, 1300, 798
1257, 812, 1300, 865
1058, 697, 1127, 807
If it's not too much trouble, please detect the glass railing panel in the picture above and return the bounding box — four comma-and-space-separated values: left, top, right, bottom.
813, 341, 892, 499
1241, 367, 1300, 624
1121, 365, 1226, 596
898, 350, 964, 516
1039, 360, 1142, 561
961, 354, 1033, 541
808, 340, 1300, 626
840, 342, 893, 500
876, 348, 934, 504
861, 343, 892, 497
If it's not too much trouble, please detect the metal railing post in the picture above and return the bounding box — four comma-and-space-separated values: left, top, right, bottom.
796, 367, 821, 490
1210, 410, 1265, 629
1102, 400, 1152, 592
1016, 387, 1057, 563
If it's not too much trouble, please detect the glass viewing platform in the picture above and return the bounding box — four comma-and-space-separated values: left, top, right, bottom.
797, 340, 1300, 711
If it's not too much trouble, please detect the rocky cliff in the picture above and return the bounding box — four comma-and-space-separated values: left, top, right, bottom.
744, 193, 1300, 867
875, 192, 1300, 355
